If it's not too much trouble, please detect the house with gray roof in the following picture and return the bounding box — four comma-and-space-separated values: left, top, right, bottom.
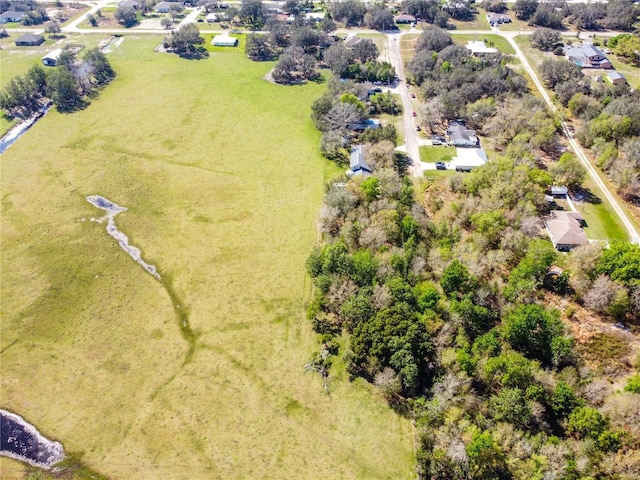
155, 1, 182, 12
0, 11, 25, 23
348, 145, 372, 177
486, 13, 510, 26
446, 121, 478, 147
545, 211, 589, 251
564, 44, 612, 69
606, 71, 626, 85
15, 33, 45, 46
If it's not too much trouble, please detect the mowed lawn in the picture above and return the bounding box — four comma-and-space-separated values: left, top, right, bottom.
0, 36, 415, 479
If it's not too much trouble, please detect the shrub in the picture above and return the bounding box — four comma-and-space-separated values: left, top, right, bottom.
624, 374, 640, 394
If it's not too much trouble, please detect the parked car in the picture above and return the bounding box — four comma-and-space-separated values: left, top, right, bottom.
412, 111, 417, 117
435, 161, 446, 170
432, 139, 442, 145
416, 125, 421, 131
410, 92, 415, 98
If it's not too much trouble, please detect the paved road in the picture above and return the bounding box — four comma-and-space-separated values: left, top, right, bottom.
385, 31, 423, 177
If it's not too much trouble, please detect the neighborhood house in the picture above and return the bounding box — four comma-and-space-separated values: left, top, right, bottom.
564, 44, 612, 69
41, 49, 63, 67
465, 40, 498, 55
545, 211, 589, 251
14, 33, 45, 46
447, 121, 478, 147
155, 1, 182, 13
486, 13, 511, 26
452, 147, 487, 172
212, 35, 238, 47
395, 14, 416, 24
348, 145, 372, 177
0, 10, 25, 23
350, 119, 380, 132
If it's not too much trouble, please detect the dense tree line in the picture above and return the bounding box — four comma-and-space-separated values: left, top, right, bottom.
514, 0, 639, 31
0, 48, 115, 116
306, 24, 640, 479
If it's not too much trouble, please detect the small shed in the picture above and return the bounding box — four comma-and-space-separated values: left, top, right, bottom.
0, 11, 25, 23
606, 71, 626, 85
212, 35, 238, 47
15, 33, 45, 46
550, 185, 568, 196
42, 48, 63, 66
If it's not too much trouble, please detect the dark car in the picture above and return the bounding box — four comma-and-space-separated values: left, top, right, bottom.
416, 125, 421, 131
435, 161, 446, 170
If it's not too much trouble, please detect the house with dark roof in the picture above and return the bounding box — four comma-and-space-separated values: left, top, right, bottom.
0, 11, 25, 23
344, 36, 364, 49
350, 119, 380, 132
545, 211, 589, 251
564, 44, 612, 69
348, 145, 372, 177
606, 71, 627, 85
446, 121, 478, 147
486, 13, 510, 26
15, 33, 45, 46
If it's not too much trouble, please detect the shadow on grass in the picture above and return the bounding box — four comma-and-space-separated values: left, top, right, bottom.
178, 47, 210, 60
573, 186, 602, 205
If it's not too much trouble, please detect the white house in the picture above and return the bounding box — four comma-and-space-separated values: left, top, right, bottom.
42, 49, 64, 67
452, 148, 487, 171
212, 35, 238, 47
465, 40, 498, 55
205, 13, 219, 23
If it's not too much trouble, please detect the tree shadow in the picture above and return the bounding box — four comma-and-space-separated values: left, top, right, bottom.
178, 47, 210, 60
572, 186, 602, 205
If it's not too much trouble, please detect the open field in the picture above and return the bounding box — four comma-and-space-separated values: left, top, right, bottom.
451, 33, 515, 55
0, 35, 415, 480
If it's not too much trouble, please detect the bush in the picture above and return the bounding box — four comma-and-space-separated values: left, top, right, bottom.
552, 381, 583, 419
624, 374, 640, 394
566, 406, 607, 439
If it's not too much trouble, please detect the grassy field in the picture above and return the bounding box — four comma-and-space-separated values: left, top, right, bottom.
451, 33, 515, 55
419, 145, 456, 163
0, 35, 415, 479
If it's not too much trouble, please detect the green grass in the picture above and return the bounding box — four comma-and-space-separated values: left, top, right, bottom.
1, 36, 415, 479
451, 33, 515, 55
419, 145, 456, 163
577, 179, 628, 243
